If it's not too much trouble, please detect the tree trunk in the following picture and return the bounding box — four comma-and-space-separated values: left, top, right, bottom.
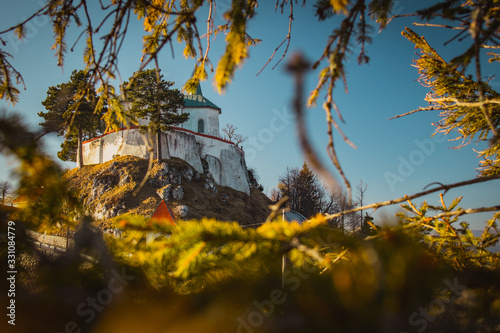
154, 68, 167, 162
156, 131, 162, 162
77, 127, 83, 169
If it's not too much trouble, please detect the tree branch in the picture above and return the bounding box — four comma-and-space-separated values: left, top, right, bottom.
324, 175, 500, 221
389, 107, 439, 120
0, 5, 49, 35
412, 22, 466, 30
472, 8, 498, 139
287, 53, 341, 199
429, 205, 500, 220
425, 97, 500, 107
257, 0, 293, 76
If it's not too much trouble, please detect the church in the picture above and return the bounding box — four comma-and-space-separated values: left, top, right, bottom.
81, 85, 251, 194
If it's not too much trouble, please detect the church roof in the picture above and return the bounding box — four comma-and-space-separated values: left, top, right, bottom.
183, 84, 221, 112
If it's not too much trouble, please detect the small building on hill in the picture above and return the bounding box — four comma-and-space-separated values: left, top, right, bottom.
81, 85, 251, 194
150, 199, 177, 226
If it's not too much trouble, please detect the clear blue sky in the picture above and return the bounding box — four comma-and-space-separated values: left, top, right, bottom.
1, 1, 499, 228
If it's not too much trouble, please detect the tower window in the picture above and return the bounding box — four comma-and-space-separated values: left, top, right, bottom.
198, 119, 205, 133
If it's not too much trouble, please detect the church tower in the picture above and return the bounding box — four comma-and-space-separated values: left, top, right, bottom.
181, 85, 221, 137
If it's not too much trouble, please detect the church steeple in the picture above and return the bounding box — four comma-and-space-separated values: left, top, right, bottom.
183, 83, 221, 112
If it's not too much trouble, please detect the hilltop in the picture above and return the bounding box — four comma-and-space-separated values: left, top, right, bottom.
64, 155, 271, 227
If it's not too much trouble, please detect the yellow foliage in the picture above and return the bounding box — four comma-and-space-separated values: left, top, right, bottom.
330, 0, 350, 14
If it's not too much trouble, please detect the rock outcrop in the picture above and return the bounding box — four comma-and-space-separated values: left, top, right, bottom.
64, 155, 271, 226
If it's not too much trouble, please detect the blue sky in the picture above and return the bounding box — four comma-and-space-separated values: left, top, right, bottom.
1, 1, 499, 228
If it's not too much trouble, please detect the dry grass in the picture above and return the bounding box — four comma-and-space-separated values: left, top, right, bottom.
64, 155, 271, 227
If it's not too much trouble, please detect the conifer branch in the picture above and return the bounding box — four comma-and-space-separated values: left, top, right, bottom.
425, 97, 500, 107
290, 237, 328, 266
428, 205, 500, 220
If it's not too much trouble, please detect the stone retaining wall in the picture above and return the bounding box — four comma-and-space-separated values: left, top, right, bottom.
27, 230, 74, 249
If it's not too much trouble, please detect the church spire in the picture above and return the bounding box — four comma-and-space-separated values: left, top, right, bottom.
183, 82, 221, 112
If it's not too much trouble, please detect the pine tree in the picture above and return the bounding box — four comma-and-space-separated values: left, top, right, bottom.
39, 70, 104, 168
275, 162, 331, 218
123, 69, 188, 162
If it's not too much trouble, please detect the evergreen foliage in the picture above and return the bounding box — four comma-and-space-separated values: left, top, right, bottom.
402, 28, 500, 176
123, 69, 187, 161
1, 114, 499, 330
38, 70, 104, 165
0, 1, 500, 331
274, 163, 333, 218
123, 69, 187, 133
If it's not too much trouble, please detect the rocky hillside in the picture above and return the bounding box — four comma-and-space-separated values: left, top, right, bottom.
64, 155, 271, 227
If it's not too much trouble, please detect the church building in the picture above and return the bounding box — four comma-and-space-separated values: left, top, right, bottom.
81, 85, 251, 194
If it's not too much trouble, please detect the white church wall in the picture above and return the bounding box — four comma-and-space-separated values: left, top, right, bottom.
82, 127, 250, 194
163, 130, 204, 174
115, 130, 149, 158
82, 138, 102, 164
220, 147, 250, 193
181, 107, 220, 137
205, 155, 222, 183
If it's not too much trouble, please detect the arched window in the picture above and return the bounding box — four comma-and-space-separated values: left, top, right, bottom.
198, 119, 205, 133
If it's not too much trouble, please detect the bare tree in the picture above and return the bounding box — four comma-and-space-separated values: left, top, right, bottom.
222, 124, 247, 148
0, 181, 13, 205
354, 180, 368, 232
222, 124, 237, 142
331, 187, 355, 231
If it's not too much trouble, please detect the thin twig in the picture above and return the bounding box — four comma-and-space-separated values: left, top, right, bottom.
257, 0, 293, 75
324, 175, 500, 221
389, 107, 438, 120
444, 28, 468, 46
429, 205, 500, 220
384, 13, 420, 30
412, 22, 466, 30
0, 5, 49, 35
324, 100, 352, 204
